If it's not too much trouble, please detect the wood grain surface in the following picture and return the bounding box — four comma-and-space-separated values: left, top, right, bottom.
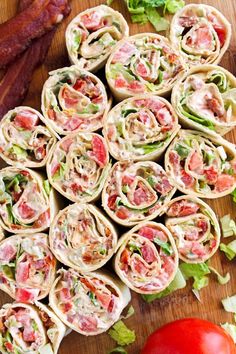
1, 1, 236, 353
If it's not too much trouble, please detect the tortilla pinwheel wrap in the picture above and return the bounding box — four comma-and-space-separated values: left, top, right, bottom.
47, 132, 111, 203
105, 33, 186, 101
170, 4, 231, 67
41, 66, 109, 135
103, 95, 180, 161
0, 233, 56, 303
165, 129, 236, 199
0, 301, 66, 354
114, 222, 178, 294
0, 167, 57, 234
0, 106, 57, 168
102, 161, 176, 226
49, 268, 131, 336
66, 5, 129, 72
49, 203, 117, 272
163, 196, 221, 263
172, 65, 236, 136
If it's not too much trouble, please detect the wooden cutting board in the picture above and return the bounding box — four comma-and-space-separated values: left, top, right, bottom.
1, 0, 236, 353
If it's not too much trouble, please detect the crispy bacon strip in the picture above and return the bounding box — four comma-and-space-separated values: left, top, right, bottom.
0, 0, 70, 118
0, 0, 70, 68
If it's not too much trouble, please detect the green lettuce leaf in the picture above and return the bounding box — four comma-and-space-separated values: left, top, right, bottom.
142, 268, 186, 303
221, 323, 236, 343
180, 262, 210, 291
108, 348, 128, 354
165, 0, 185, 13
220, 241, 236, 260
108, 321, 136, 346
145, 7, 169, 31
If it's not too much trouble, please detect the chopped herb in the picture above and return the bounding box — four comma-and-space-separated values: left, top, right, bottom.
154, 238, 172, 255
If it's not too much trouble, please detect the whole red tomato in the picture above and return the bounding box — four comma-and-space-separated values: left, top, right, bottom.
141, 318, 236, 354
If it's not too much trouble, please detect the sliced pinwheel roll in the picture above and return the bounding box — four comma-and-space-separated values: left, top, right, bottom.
66, 5, 129, 72
114, 222, 178, 294
47, 133, 111, 203
49, 268, 131, 336
170, 4, 231, 67
165, 129, 236, 198
0, 106, 57, 168
0, 301, 66, 354
163, 196, 220, 263
41, 66, 108, 135
0, 167, 57, 233
103, 95, 180, 161
172, 65, 236, 136
0, 233, 56, 302
106, 33, 186, 101
102, 161, 176, 226
49, 203, 117, 272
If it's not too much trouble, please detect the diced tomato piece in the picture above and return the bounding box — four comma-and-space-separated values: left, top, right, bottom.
16, 262, 30, 283
181, 170, 195, 188
60, 138, 73, 152
189, 152, 203, 173
15, 288, 38, 303
120, 249, 130, 264
197, 219, 208, 235
206, 97, 224, 117
168, 53, 178, 64
89, 135, 108, 167
18, 203, 35, 219
73, 78, 86, 91
60, 288, 71, 301
14, 112, 39, 130
62, 302, 73, 313
204, 166, 218, 184
34, 209, 50, 228
95, 290, 111, 310
108, 194, 118, 211
5, 342, 14, 352
214, 25, 226, 46
79, 316, 98, 332
34, 146, 46, 160
70, 183, 83, 194
141, 244, 156, 263
215, 174, 235, 192
82, 253, 92, 263
80, 11, 101, 30
48, 109, 56, 121
80, 278, 96, 292
23, 327, 36, 342
128, 81, 144, 92
20, 170, 30, 177
62, 87, 79, 106
0, 244, 16, 262
122, 175, 135, 186
108, 296, 115, 313
167, 200, 199, 217
115, 77, 127, 88
116, 207, 130, 220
